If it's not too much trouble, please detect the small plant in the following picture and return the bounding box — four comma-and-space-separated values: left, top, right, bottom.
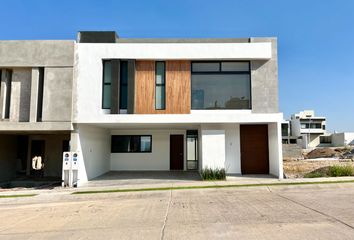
201, 167, 226, 180
304, 172, 325, 178
328, 165, 354, 177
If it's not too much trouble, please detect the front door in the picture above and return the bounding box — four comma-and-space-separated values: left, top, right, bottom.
240, 125, 269, 174
170, 135, 184, 170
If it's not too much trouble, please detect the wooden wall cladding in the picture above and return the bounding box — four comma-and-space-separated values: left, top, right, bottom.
134, 60, 191, 114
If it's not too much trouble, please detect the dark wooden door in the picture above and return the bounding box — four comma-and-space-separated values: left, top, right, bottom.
170, 135, 184, 170
240, 125, 269, 174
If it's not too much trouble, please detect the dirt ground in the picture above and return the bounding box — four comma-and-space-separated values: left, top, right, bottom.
283, 159, 354, 178
305, 147, 353, 159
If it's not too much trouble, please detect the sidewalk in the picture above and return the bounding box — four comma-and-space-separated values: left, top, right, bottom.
1, 175, 354, 197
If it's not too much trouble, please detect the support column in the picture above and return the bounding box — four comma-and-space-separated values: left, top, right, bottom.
127, 60, 135, 114
110, 60, 120, 114
29, 68, 39, 122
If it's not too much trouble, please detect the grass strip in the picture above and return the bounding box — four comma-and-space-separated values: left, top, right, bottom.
72, 179, 354, 195
0, 194, 37, 198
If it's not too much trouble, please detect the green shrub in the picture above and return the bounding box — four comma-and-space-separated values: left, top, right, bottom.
304, 172, 326, 178
329, 165, 354, 177
201, 167, 226, 180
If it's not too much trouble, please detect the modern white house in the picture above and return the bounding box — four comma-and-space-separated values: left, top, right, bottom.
289, 110, 327, 149
0, 31, 284, 188
71, 31, 284, 186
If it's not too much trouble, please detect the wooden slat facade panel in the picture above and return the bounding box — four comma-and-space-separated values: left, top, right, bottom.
134, 60, 191, 114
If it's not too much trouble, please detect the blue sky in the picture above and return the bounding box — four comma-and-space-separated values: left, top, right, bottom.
0, 0, 353, 132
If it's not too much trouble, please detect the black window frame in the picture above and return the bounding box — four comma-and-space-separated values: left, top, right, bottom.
191, 60, 252, 110
155, 61, 166, 110
102, 60, 112, 109
186, 130, 198, 170
4, 69, 12, 119
111, 135, 152, 153
119, 60, 128, 110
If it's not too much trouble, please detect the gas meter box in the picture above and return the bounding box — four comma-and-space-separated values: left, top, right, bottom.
62, 152, 72, 170
71, 152, 79, 170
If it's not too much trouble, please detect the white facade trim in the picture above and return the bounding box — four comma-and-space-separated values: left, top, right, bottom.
76, 42, 272, 60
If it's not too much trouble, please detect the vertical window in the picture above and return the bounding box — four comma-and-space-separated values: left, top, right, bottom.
4, 70, 12, 119
187, 130, 198, 170
155, 61, 165, 110
37, 68, 44, 121
102, 60, 112, 109
120, 61, 128, 110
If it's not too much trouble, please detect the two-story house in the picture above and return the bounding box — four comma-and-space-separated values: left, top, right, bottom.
290, 110, 327, 148
71, 31, 283, 186
0, 40, 74, 184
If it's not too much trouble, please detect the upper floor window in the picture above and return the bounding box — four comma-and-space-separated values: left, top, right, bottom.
102, 60, 129, 110
191, 61, 251, 110
120, 61, 128, 110
155, 61, 165, 110
102, 60, 112, 109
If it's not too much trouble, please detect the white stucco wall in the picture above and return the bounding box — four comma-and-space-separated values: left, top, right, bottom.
224, 124, 241, 174
332, 132, 354, 147
110, 129, 186, 171
71, 124, 110, 186
201, 129, 226, 170
268, 123, 283, 178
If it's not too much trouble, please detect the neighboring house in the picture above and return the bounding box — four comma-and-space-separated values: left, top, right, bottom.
0, 40, 74, 182
281, 120, 299, 144
290, 110, 327, 149
332, 132, 354, 147
72, 31, 283, 186
0, 31, 284, 187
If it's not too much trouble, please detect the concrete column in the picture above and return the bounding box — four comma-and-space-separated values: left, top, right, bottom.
110, 60, 120, 114
29, 68, 40, 122
127, 60, 135, 114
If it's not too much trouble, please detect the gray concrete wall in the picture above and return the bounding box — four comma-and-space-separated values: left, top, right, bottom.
42, 67, 73, 122
0, 135, 17, 182
0, 41, 74, 67
9, 69, 31, 122
250, 38, 279, 113
282, 144, 303, 159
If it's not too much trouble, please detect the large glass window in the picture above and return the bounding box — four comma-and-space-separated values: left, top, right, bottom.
102, 61, 112, 109
191, 61, 251, 110
120, 61, 128, 110
111, 135, 152, 153
155, 61, 166, 110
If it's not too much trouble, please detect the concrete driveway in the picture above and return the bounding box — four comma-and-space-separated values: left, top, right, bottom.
0, 183, 354, 239
82, 171, 202, 187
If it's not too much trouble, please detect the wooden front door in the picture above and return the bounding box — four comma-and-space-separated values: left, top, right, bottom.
170, 135, 184, 170
240, 125, 269, 174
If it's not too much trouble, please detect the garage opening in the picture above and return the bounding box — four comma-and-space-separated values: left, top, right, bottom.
0, 133, 70, 189
240, 125, 269, 174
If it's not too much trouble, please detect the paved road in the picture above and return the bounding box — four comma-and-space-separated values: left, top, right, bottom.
0, 183, 354, 239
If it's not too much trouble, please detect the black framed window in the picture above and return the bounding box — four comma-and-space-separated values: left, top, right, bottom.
4, 70, 12, 119
155, 61, 165, 110
186, 130, 198, 170
111, 135, 152, 153
120, 61, 128, 110
191, 61, 251, 110
102, 60, 112, 109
